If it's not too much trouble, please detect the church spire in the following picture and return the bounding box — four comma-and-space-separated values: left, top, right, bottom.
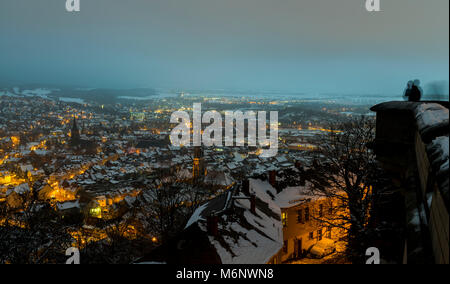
70, 117, 81, 145
193, 146, 206, 180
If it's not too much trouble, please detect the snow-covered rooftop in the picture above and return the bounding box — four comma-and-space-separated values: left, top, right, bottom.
274, 182, 318, 209
185, 179, 283, 264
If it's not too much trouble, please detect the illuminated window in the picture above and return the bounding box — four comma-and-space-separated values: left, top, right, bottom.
90, 207, 101, 217
282, 212, 287, 227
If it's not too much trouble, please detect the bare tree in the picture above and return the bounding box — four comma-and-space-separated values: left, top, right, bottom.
144, 183, 188, 244
308, 116, 382, 263
141, 168, 211, 244
0, 197, 71, 264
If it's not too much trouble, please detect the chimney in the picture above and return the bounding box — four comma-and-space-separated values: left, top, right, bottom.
207, 215, 219, 237
250, 194, 256, 214
242, 179, 250, 196
300, 176, 306, 187
269, 171, 277, 187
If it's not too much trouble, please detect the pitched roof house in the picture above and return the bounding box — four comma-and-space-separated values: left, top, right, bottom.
137, 179, 284, 264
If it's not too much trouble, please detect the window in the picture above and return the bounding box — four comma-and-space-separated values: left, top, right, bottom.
297, 209, 303, 223
319, 204, 323, 217
283, 240, 288, 254
318, 229, 323, 241
327, 226, 332, 238
309, 231, 314, 240
282, 212, 287, 227
304, 207, 310, 222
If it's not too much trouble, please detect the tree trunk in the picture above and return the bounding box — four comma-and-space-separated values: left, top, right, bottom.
348, 206, 366, 264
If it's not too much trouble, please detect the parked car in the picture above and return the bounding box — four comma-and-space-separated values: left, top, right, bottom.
307, 238, 336, 259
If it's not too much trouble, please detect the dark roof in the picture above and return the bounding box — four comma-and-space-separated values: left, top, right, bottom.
370, 101, 420, 112
136, 139, 168, 148
196, 191, 230, 218
371, 101, 450, 113
135, 224, 222, 264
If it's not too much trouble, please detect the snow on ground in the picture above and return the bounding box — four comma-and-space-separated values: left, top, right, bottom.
59, 97, 86, 104
22, 88, 53, 98
0, 88, 55, 99
0, 90, 17, 97
309, 238, 336, 257
1, 88, 88, 104
288, 240, 347, 264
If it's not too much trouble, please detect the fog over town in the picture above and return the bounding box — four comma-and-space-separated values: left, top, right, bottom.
0, 0, 448, 266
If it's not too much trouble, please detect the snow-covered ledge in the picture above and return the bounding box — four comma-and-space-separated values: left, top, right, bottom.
371, 101, 449, 264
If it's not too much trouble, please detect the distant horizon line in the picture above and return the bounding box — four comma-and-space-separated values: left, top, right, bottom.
1, 81, 449, 97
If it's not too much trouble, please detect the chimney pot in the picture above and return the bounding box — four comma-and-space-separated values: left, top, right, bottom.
269, 171, 277, 187
250, 194, 256, 214
242, 179, 250, 195
207, 215, 219, 236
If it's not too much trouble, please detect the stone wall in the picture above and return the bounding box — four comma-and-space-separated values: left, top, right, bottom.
371, 101, 449, 264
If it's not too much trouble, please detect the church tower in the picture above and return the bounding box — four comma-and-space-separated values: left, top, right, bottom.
70, 118, 81, 146
193, 146, 206, 180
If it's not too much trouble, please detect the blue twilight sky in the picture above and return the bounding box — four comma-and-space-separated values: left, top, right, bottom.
0, 0, 448, 94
